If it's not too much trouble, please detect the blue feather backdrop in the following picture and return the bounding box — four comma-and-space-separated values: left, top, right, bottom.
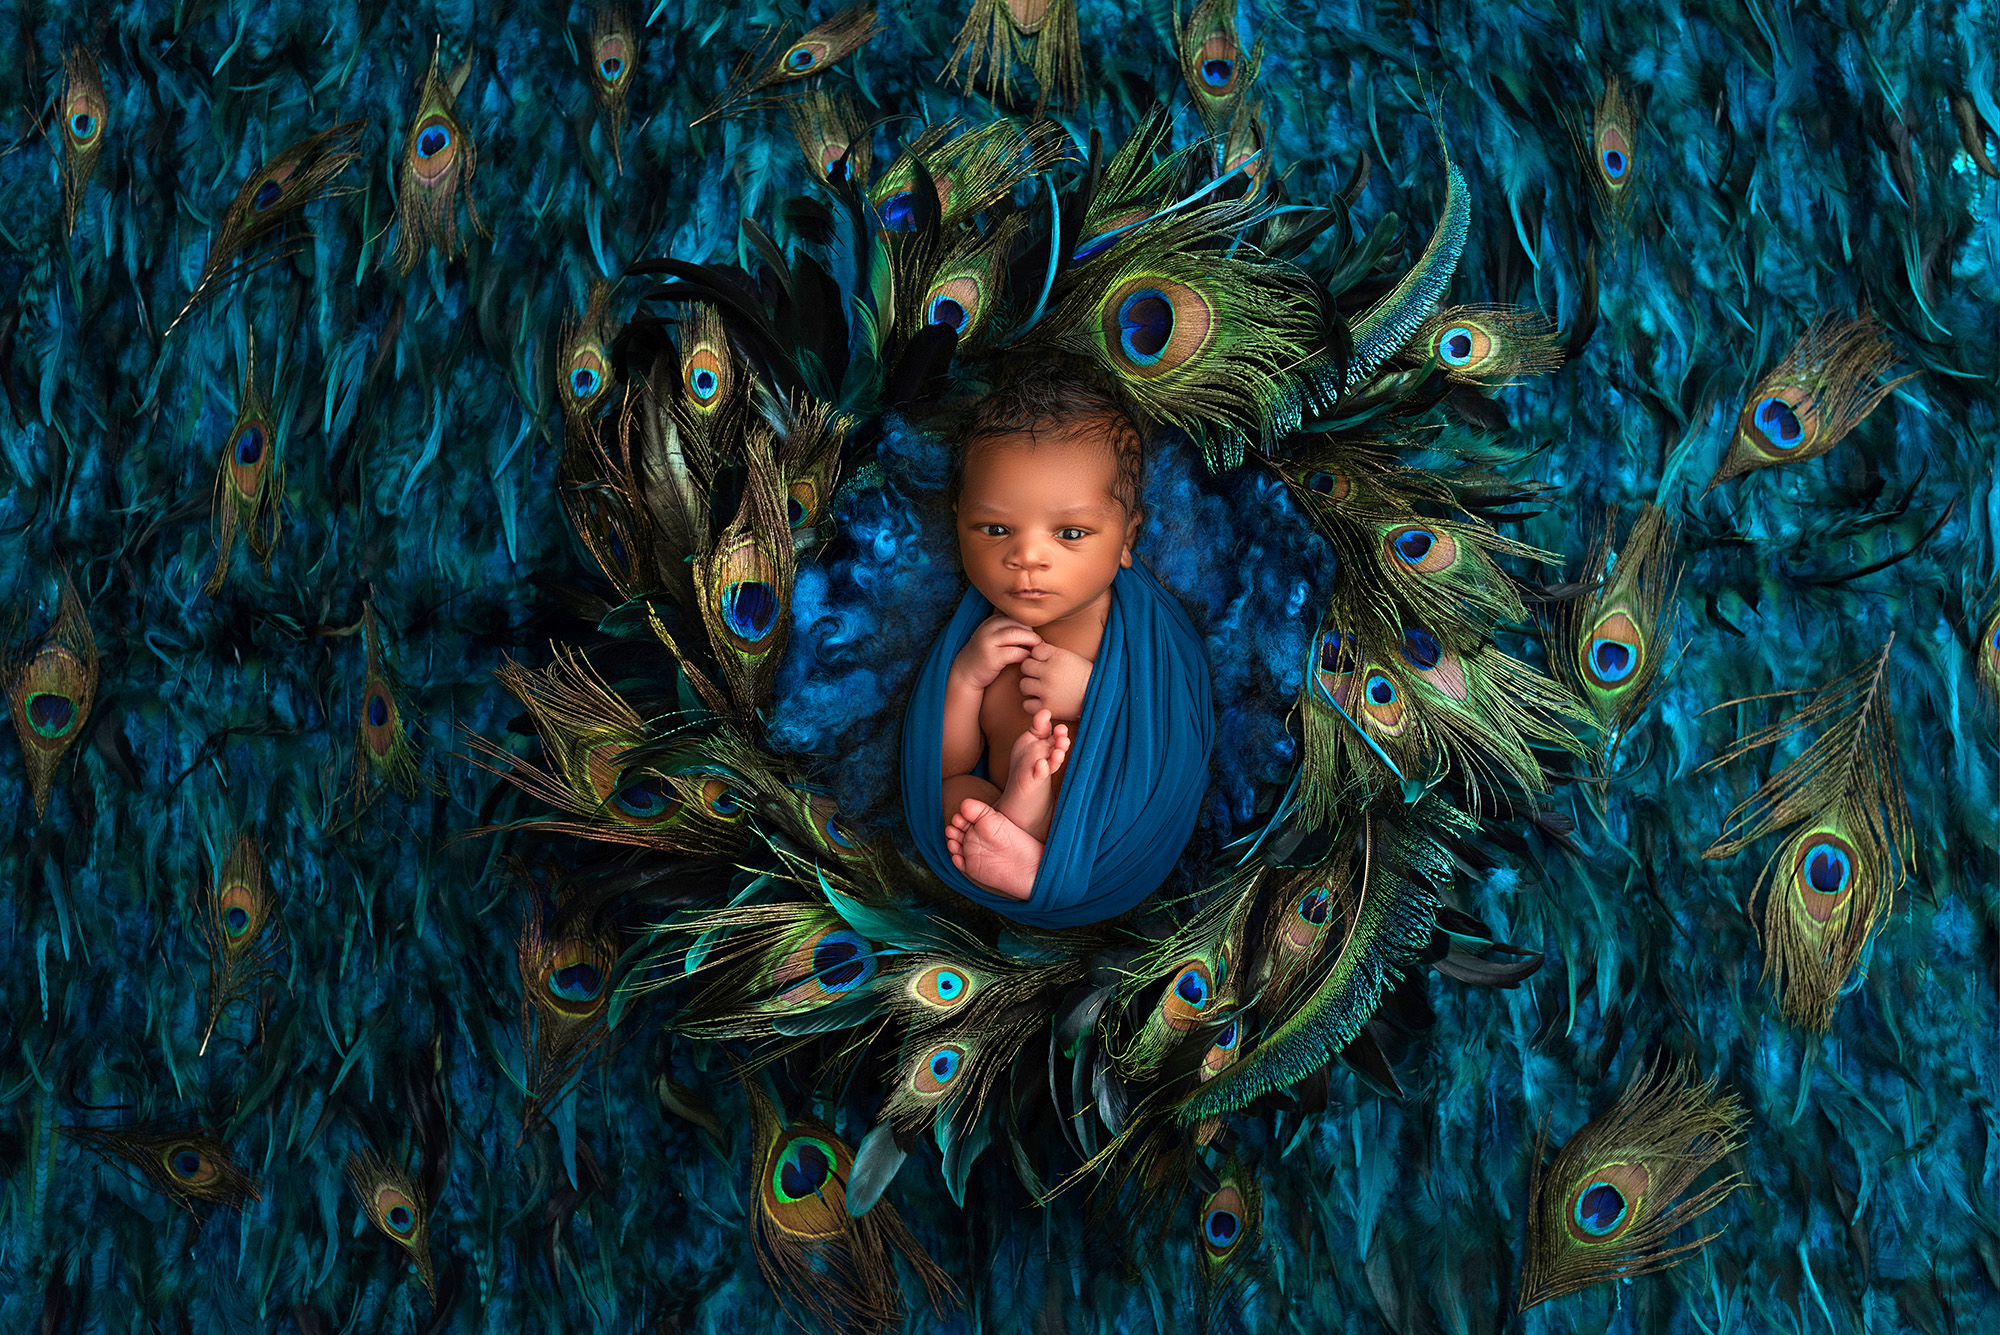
0, 1, 1995, 1332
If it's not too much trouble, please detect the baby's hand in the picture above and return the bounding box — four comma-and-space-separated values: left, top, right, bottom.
951, 614, 1040, 690
1019, 641, 1092, 720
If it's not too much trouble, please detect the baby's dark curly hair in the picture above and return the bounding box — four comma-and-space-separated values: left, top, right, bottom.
947, 361, 1148, 515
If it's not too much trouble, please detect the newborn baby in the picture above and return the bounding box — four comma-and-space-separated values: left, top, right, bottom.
938, 396, 1144, 900
900, 367, 1213, 927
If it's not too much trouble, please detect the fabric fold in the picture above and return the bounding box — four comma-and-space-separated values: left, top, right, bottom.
900, 558, 1214, 927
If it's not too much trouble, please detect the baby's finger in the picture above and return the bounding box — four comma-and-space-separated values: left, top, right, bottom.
1019, 656, 1045, 679
1028, 641, 1056, 661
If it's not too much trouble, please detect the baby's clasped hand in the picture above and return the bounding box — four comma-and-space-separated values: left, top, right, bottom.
950, 614, 1040, 690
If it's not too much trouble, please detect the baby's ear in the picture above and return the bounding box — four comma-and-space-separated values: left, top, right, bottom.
1120, 508, 1143, 566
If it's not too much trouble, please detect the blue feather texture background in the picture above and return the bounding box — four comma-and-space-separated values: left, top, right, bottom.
0, 1, 1994, 1333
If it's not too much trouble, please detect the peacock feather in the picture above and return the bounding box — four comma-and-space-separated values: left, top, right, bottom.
557, 280, 618, 447
197, 833, 285, 1056
1698, 639, 1912, 1031
517, 894, 618, 1136
354, 600, 434, 799
1412, 304, 1565, 386
1556, 504, 1682, 771
586, 8, 638, 174
737, 1060, 955, 1335
204, 332, 284, 595
59, 46, 108, 236
6, 572, 98, 820
696, 6, 884, 127
944, 0, 1084, 111
1519, 1062, 1748, 1309
1704, 314, 1917, 493
391, 44, 483, 275
70, 1121, 263, 1218
1577, 76, 1639, 239
347, 1151, 436, 1299
166, 119, 365, 336
1175, 0, 1263, 135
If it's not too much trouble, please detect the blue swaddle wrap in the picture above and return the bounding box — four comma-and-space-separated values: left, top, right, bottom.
900, 559, 1215, 927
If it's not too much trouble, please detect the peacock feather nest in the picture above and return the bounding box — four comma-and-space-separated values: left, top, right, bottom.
0, 3, 1993, 1334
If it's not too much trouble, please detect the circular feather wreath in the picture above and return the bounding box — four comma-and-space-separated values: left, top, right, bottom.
480, 67, 1651, 1335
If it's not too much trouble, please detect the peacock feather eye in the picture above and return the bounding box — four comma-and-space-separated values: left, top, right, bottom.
786, 479, 820, 531
1199, 1014, 1242, 1081
1596, 125, 1632, 186
161, 1142, 221, 1188
1400, 628, 1442, 671
594, 34, 630, 87
586, 12, 638, 171
1196, 33, 1239, 94
1309, 627, 1359, 712
683, 344, 729, 407
783, 39, 828, 73
1706, 316, 1912, 491
876, 191, 919, 232
704, 533, 783, 651
1201, 1183, 1246, 1259
1303, 469, 1349, 502
603, 765, 679, 826
59, 47, 110, 236
924, 275, 983, 333
1521, 1063, 1746, 1309
1100, 277, 1216, 379
1384, 525, 1458, 573
1739, 386, 1817, 456
773, 926, 877, 1007
756, 1125, 857, 1242
250, 161, 299, 213
566, 345, 608, 404
1435, 322, 1489, 368
374, 1184, 422, 1241
225, 418, 274, 499
21, 652, 82, 739
700, 776, 743, 818
218, 880, 263, 945
907, 962, 977, 1011
65, 94, 104, 151
1587, 78, 1638, 214
1159, 960, 1215, 1031
362, 684, 396, 750
542, 938, 611, 1017
910, 1041, 966, 1096
389, 51, 481, 274
1788, 828, 1858, 923
1561, 1161, 1649, 1243
1283, 884, 1333, 950
411, 113, 457, 183
801, 793, 857, 856
1582, 610, 1645, 689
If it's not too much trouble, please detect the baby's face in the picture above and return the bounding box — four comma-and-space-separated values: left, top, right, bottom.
955, 423, 1139, 631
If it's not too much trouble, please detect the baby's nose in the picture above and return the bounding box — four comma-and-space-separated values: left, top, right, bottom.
1008, 538, 1051, 567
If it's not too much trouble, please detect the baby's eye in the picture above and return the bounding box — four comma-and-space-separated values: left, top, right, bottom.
976, 523, 1009, 537
1057, 527, 1088, 541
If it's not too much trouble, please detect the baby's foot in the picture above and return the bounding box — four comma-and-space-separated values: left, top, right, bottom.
945, 799, 1044, 900
996, 709, 1071, 841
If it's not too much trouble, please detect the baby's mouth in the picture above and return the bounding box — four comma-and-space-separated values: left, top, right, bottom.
1010, 587, 1049, 599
